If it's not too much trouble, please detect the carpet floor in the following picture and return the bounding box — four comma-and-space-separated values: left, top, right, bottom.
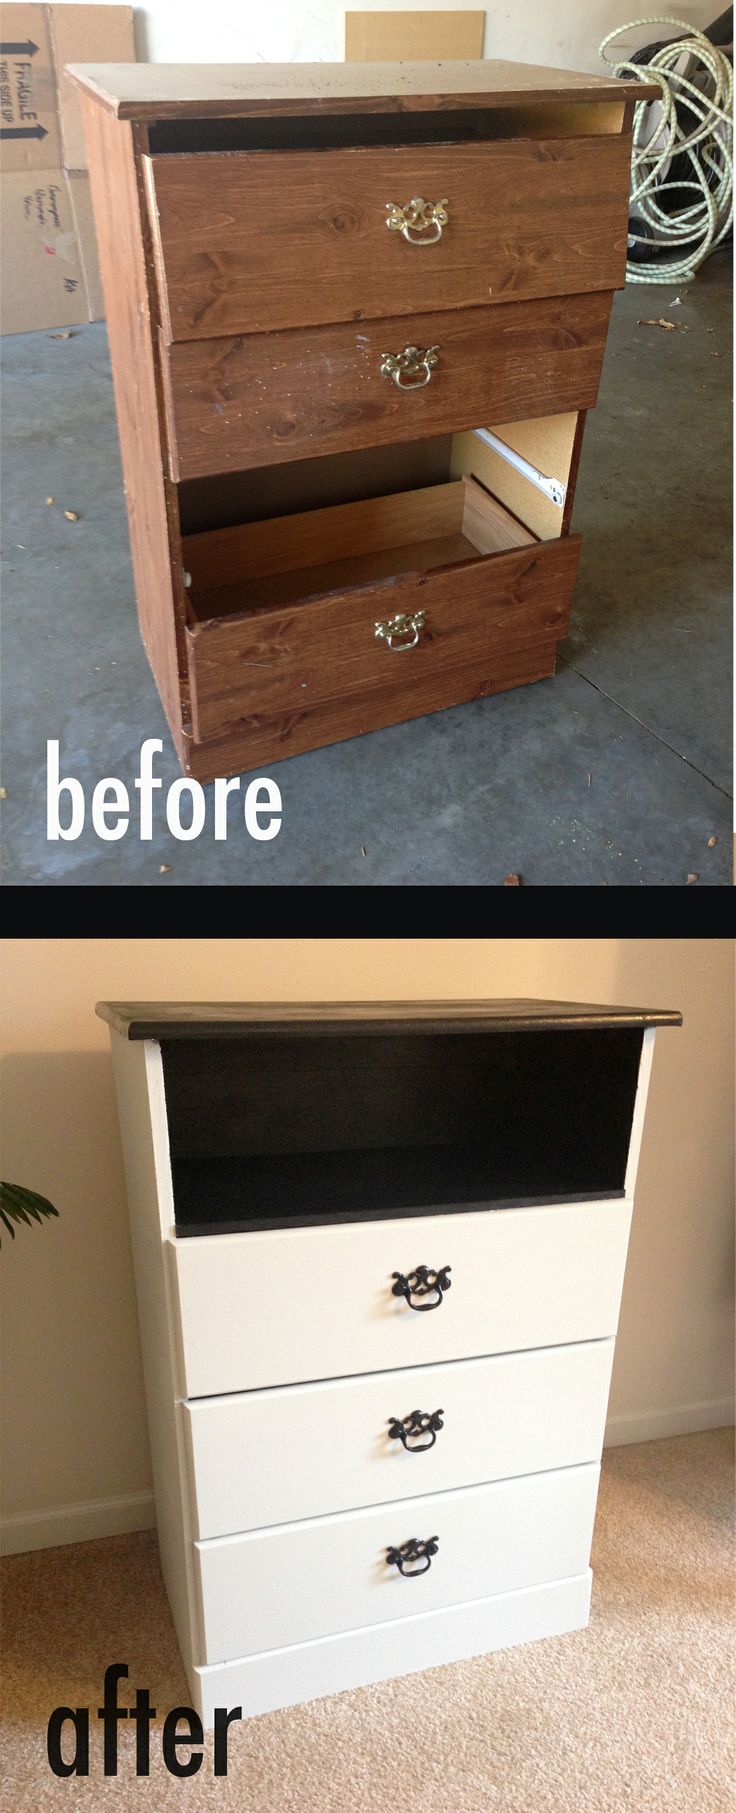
1, 1429, 733, 1811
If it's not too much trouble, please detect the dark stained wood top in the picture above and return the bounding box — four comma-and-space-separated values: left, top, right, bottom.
67, 60, 662, 122
97, 999, 682, 1040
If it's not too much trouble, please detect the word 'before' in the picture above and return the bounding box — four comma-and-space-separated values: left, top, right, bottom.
46, 740, 282, 842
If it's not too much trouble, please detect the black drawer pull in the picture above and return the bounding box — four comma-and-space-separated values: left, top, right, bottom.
392, 1264, 451, 1311
388, 1408, 444, 1452
386, 1535, 439, 1577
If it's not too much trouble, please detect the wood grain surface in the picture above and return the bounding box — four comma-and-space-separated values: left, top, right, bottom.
183, 479, 470, 593
96, 1000, 683, 1037
145, 136, 630, 341
79, 98, 189, 749
162, 291, 612, 481
182, 476, 535, 605
68, 60, 663, 122
182, 640, 558, 773
71, 61, 646, 775
185, 531, 580, 740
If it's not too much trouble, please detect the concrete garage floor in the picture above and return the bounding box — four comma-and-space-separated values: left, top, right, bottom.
1, 255, 731, 887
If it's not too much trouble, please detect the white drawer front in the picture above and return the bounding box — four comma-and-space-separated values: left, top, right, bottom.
194, 1461, 600, 1664
192, 1574, 593, 1724
170, 1200, 632, 1397
184, 1338, 615, 1538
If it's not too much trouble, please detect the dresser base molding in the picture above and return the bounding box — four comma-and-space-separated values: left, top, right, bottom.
191, 1570, 592, 1725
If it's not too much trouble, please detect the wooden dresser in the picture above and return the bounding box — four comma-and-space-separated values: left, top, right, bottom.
100, 997, 680, 1725
70, 63, 658, 781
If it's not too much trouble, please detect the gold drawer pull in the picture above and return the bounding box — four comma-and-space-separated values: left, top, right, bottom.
375, 610, 427, 651
386, 197, 449, 244
380, 344, 439, 391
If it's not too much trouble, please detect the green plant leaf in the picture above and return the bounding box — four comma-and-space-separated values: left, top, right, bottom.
3, 1185, 43, 1222
0, 1183, 60, 1247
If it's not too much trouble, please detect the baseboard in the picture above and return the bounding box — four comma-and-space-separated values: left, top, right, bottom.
0, 1490, 156, 1557
604, 1398, 735, 1448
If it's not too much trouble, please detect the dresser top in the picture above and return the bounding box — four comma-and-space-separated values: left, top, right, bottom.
68, 59, 660, 122
97, 999, 682, 1039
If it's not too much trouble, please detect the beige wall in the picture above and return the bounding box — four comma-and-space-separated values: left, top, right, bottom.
1, 939, 733, 1551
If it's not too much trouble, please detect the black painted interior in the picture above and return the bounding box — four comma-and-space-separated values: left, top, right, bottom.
162, 1026, 643, 1236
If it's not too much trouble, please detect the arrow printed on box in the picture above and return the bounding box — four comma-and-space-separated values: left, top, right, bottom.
0, 40, 39, 54
0, 124, 48, 138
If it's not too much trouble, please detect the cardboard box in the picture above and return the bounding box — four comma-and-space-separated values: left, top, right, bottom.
1, 4, 135, 329
1, 4, 134, 172
1, 166, 103, 331
48, 3, 134, 170
345, 11, 485, 61
0, 164, 87, 331
0, 3, 61, 170
68, 167, 102, 316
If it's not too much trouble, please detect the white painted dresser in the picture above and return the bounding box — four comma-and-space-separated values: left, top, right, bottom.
99, 998, 681, 1725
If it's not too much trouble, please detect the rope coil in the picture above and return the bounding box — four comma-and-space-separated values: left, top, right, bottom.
599, 15, 733, 281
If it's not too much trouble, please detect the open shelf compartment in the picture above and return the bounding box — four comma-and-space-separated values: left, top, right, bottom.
162, 1023, 643, 1236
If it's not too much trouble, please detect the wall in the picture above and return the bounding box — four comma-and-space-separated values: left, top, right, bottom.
134, 0, 717, 73
46, 0, 718, 78
1, 938, 733, 1554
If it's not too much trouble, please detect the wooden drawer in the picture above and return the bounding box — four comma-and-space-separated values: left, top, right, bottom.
184, 1339, 615, 1538
161, 290, 611, 481
170, 1200, 632, 1398
144, 138, 630, 342
183, 476, 579, 744
193, 1461, 600, 1663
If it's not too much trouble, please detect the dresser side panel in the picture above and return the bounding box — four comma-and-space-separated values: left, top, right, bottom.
625, 1027, 657, 1200
78, 97, 189, 751
109, 1034, 200, 1682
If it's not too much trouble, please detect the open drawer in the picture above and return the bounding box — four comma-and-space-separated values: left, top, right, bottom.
181, 414, 581, 751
